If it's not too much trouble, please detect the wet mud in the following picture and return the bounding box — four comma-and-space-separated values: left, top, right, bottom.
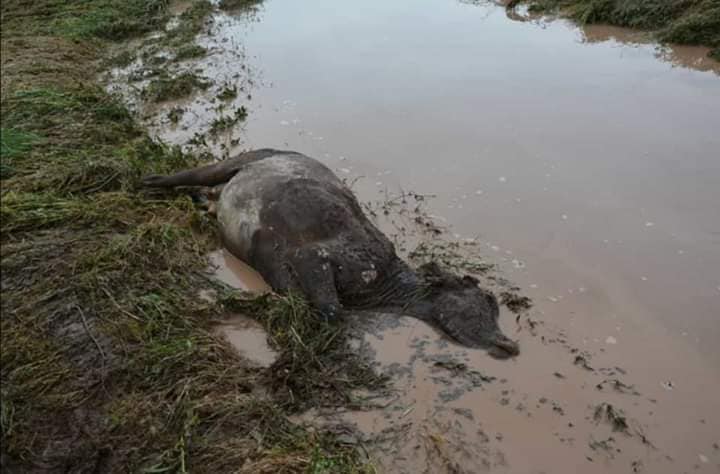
112, 0, 720, 472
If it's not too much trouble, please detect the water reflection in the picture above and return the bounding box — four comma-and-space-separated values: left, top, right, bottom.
497, 2, 720, 74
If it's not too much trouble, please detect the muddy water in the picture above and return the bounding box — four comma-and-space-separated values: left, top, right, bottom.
207, 249, 276, 365
114, 0, 720, 472
213, 313, 278, 367
208, 249, 270, 294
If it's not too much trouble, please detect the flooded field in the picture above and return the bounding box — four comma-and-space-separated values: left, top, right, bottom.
109, 0, 720, 472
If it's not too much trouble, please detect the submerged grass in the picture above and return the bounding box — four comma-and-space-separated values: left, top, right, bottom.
175, 44, 208, 61
514, 0, 720, 58
208, 106, 248, 136
219, 0, 266, 12
144, 71, 211, 103
1, 0, 381, 472
232, 293, 387, 411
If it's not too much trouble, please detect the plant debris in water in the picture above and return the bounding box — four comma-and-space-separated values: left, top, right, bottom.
144, 71, 211, 103
175, 44, 208, 61
593, 403, 630, 433
229, 293, 388, 411
0, 1, 382, 472
432, 359, 496, 387
219, 0, 265, 12
499, 291, 533, 313
217, 84, 239, 101
595, 378, 641, 396
208, 106, 248, 136
167, 106, 186, 124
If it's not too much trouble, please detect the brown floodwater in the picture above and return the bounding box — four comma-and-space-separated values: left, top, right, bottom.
110, 0, 720, 472
207, 249, 270, 294
212, 313, 278, 368
206, 249, 276, 365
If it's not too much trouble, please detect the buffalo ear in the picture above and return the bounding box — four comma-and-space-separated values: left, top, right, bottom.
483, 291, 500, 318
418, 262, 446, 287
462, 275, 479, 287
418, 261, 443, 277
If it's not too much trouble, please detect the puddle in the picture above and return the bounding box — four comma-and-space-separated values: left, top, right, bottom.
213, 314, 278, 367
208, 248, 271, 293
109, 0, 720, 472
207, 248, 275, 365
299, 306, 720, 473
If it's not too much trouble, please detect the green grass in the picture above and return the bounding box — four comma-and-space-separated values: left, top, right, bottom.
219, 0, 265, 11
144, 72, 212, 103
168, 107, 186, 124
107, 49, 137, 68
1, 0, 171, 39
1, 0, 381, 472
0, 128, 40, 178
232, 293, 386, 411
175, 44, 208, 61
218, 84, 240, 101
208, 106, 248, 135
518, 0, 720, 58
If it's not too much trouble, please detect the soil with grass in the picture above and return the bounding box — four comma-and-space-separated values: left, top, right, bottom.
0, 1, 384, 472
509, 0, 720, 59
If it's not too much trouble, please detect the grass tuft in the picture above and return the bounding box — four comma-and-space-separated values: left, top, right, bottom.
0, 128, 40, 179
175, 44, 208, 61
144, 72, 211, 103
208, 106, 248, 135
230, 293, 388, 411
219, 0, 265, 12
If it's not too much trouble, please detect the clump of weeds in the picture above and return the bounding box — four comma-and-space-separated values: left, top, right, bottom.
144, 71, 211, 103
208, 106, 248, 135
593, 403, 629, 433
219, 0, 265, 12
499, 291, 533, 313
107, 49, 136, 68
167, 106, 186, 124
217, 83, 239, 101
175, 44, 208, 61
229, 293, 388, 411
0, 128, 40, 179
